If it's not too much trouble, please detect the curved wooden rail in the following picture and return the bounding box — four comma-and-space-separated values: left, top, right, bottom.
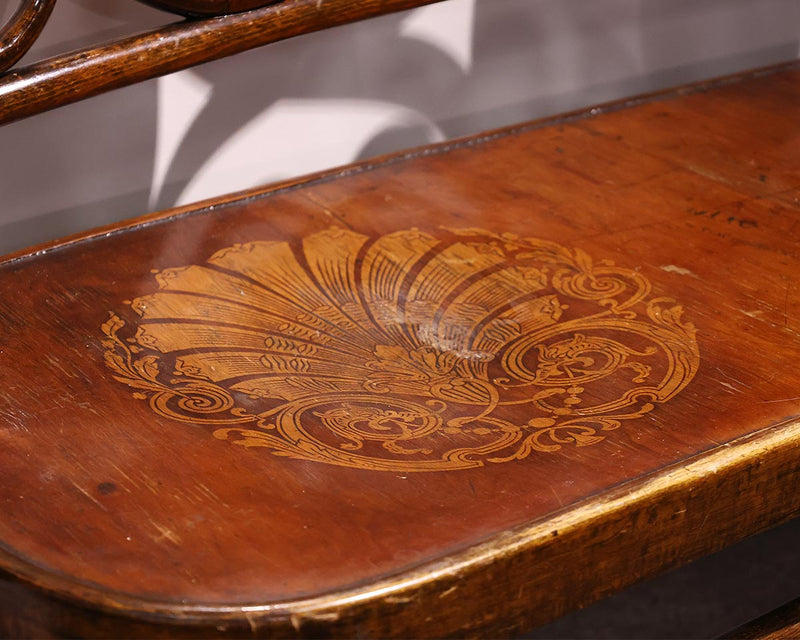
137, 0, 280, 17
0, 0, 56, 73
0, 0, 442, 126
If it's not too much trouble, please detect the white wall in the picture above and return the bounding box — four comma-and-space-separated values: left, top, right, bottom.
0, 0, 798, 254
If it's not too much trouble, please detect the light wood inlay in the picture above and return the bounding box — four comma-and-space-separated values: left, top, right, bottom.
103, 227, 699, 472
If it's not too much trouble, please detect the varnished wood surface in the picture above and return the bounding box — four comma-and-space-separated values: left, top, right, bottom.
0, 0, 56, 72
0, 63, 798, 637
724, 597, 800, 639
0, 0, 444, 126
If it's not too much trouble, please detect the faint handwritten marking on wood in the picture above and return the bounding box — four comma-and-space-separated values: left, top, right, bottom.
689, 208, 758, 229
102, 227, 700, 472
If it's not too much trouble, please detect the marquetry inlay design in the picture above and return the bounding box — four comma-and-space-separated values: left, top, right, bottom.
102, 227, 699, 471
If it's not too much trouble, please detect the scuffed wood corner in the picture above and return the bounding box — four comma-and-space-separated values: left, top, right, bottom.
273, 418, 800, 637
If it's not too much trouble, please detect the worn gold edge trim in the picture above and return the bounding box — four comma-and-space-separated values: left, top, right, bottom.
2, 415, 799, 625
0, 60, 797, 269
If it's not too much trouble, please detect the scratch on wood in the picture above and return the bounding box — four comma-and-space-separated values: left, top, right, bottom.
385, 595, 414, 604
291, 611, 339, 631
111, 464, 137, 491
244, 610, 258, 634
439, 585, 458, 599
715, 367, 751, 389
301, 192, 354, 230
152, 522, 182, 545
197, 483, 221, 501
548, 484, 565, 508
783, 282, 791, 329
71, 481, 108, 511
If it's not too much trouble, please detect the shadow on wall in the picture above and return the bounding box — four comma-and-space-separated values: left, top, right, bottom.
0, 0, 168, 251
0, 0, 798, 254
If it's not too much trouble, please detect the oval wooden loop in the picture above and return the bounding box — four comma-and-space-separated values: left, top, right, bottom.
136, 0, 281, 17
0, 0, 57, 73
0, 0, 441, 126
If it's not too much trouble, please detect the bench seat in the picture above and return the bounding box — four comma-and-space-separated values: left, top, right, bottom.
0, 62, 798, 638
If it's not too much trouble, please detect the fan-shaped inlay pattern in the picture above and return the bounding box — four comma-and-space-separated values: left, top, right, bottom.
102, 227, 699, 471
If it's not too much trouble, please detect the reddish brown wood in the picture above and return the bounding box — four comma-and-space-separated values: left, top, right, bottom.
0, 0, 444, 125
0, 63, 798, 637
0, 0, 56, 72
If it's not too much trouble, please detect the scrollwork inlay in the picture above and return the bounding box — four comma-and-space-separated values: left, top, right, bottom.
102, 227, 699, 471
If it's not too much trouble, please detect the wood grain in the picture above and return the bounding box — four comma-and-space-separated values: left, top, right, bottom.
0, 63, 798, 637
0, 0, 444, 125
0, 0, 56, 72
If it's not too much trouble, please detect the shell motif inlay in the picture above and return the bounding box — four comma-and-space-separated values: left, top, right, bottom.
102, 227, 699, 471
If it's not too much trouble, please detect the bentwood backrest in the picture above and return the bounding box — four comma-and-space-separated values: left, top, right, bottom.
0, 0, 446, 125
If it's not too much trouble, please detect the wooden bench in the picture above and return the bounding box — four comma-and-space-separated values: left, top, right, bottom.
0, 2, 798, 637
